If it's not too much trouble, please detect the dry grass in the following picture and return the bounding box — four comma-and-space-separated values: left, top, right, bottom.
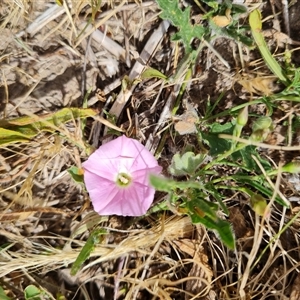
1, 0, 300, 299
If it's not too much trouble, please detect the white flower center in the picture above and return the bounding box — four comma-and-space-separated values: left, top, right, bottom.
116, 172, 132, 187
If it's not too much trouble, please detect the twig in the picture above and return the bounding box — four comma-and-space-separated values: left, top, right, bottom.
238, 162, 283, 299
78, 22, 126, 60
108, 20, 170, 121
219, 134, 300, 151
281, 0, 290, 36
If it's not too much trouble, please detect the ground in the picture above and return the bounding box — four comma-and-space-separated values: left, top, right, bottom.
1, 1, 300, 300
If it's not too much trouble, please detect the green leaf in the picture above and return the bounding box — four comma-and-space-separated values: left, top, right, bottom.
282, 161, 300, 174
187, 197, 219, 221
201, 122, 234, 156
141, 67, 168, 81
169, 152, 205, 176
240, 178, 289, 207
249, 9, 289, 85
149, 175, 202, 192
0, 128, 30, 145
68, 166, 84, 184
0, 108, 98, 146
231, 145, 272, 172
201, 0, 219, 11
214, 218, 235, 249
149, 175, 176, 192
156, 0, 206, 51
205, 184, 229, 216
189, 208, 235, 249
0, 286, 12, 300
71, 228, 106, 276
24, 285, 42, 300
231, 3, 247, 14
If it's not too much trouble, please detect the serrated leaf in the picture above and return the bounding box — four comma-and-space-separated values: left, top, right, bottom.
169, 153, 186, 176
156, 0, 205, 51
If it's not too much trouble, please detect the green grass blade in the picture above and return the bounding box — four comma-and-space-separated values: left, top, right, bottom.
249, 9, 289, 85
0, 108, 98, 146
0, 287, 12, 300
71, 228, 106, 276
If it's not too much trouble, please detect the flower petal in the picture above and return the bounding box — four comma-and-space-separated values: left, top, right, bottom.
82, 135, 162, 216
83, 170, 119, 212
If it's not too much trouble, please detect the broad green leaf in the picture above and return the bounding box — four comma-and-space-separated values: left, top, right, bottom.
24, 285, 42, 300
201, 122, 234, 156
231, 3, 247, 14
231, 145, 271, 172
149, 175, 176, 192
71, 228, 106, 276
214, 218, 235, 249
169, 152, 205, 176
0, 286, 12, 300
168, 153, 187, 177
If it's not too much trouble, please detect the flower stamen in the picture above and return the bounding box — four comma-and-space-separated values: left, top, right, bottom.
116, 172, 132, 187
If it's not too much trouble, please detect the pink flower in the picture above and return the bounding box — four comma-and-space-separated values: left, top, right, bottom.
82, 135, 162, 216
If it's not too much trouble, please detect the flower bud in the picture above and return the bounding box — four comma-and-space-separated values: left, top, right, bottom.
250, 129, 267, 142
237, 106, 249, 127
250, 194, 268, 216
252, 116, 273, 132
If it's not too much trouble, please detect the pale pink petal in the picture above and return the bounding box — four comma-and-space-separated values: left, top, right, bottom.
105, 183, 155, 216
83, 170, 119, 212
132, 167, 162, 185
82, 135, 162, 216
